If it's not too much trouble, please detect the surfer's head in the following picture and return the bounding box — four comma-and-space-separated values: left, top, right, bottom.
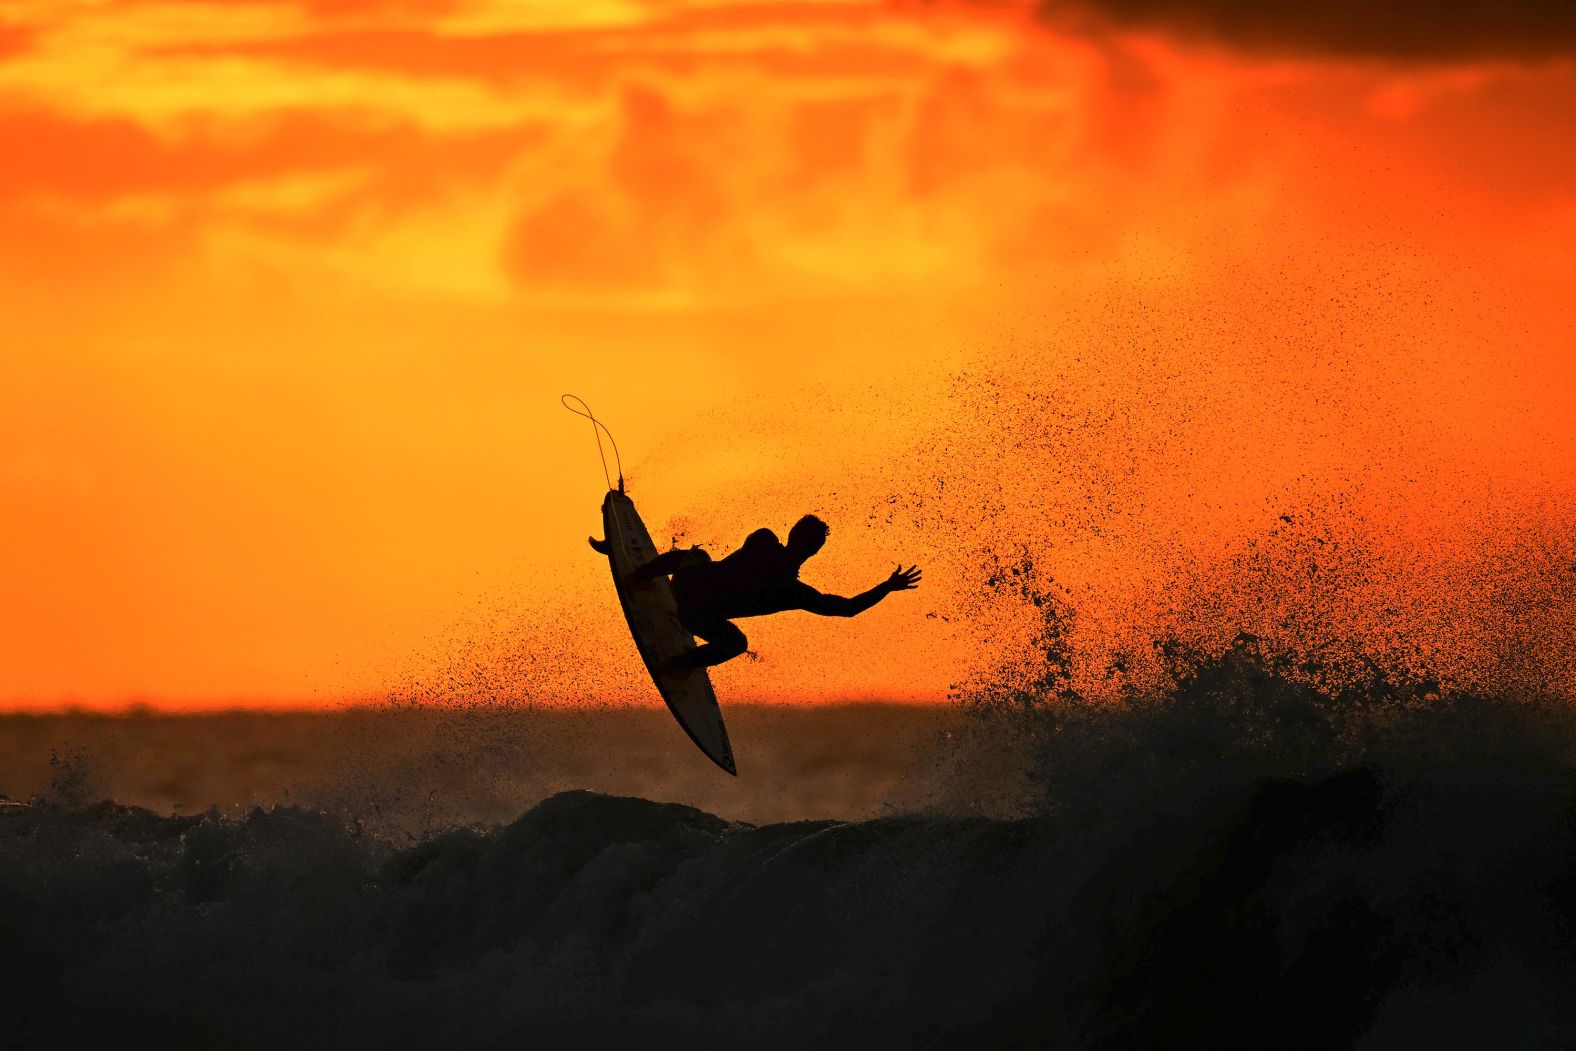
787, 515, 829, 562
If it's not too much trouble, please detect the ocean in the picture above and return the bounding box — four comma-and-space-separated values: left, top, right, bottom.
5, 653, 1575, 1047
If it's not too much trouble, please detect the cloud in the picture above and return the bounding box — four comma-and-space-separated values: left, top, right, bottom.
0, 22, 36, 60
1051, 0, 1576, 60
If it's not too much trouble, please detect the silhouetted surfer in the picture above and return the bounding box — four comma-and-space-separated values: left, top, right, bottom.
591, 515, 921, 670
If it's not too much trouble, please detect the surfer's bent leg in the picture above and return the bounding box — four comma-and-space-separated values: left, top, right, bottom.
676, 618, 747, 669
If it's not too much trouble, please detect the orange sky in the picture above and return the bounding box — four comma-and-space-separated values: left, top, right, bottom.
1, 0, 1572, 709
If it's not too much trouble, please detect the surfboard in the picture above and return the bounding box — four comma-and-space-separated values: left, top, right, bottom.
599, 489, 737, 776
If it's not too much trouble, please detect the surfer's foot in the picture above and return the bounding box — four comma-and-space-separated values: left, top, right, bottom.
588, 536, 611, 555
655, 653, 699, 675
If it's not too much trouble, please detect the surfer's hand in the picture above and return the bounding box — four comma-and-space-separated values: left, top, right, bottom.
885, 565, 922, 592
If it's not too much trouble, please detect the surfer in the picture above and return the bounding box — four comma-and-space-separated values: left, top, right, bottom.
591, 515, 921, 670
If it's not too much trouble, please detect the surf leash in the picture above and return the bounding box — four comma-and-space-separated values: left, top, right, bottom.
560, 394, 625, 492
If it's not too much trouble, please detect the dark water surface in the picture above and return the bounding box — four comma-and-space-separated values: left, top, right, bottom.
0, 704, 969, 830
4, 683, 1575, 1048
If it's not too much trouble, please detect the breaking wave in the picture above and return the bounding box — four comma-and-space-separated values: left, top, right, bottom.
7, 677, 1576, 1049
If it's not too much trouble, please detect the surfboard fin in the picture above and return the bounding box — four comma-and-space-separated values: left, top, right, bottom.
589, 536, 611, 555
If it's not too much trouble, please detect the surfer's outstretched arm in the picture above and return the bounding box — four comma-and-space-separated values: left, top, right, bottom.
799, 565, 922, 618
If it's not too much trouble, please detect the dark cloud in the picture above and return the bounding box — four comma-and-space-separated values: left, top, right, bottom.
1049, 0, 1576, 59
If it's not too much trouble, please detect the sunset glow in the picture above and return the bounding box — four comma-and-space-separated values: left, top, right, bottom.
2, 0, 1572, 708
